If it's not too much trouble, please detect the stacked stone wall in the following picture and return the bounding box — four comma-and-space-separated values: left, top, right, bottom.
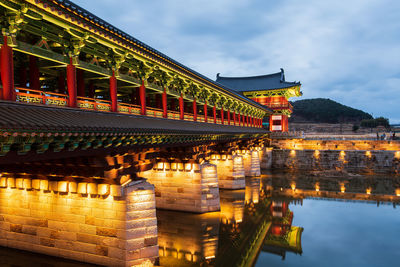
271, 139, 400, 151
210, 154, 245, 189
0, 178, 158, 266
142, 163, 220, 213
272, 149, 400, 174
237, 150, 261, 177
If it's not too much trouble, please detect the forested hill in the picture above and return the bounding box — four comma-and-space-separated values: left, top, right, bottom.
289, 98, 373, 123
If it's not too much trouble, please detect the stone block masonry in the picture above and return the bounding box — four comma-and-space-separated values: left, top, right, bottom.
271, 149, 400, 174
237, 150, 261, 177
209, 154, 245, 189
260, 147, 273, 170
0, 177, 158, 267
271, 139, 400, 151
142, 162, 220, 213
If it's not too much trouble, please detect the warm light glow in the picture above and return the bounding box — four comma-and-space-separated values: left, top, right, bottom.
291, 182, 296, 191
365, 151, 372, 158
366, 188, 371, 195
315, 183, 320, 192
395, 151, 400, 159
185, 163, 192, 171
339, 151, 346, 160
290, 150, 296, 157
314, 150, 320, 159
171, 162, 177, 170
396, 189, 400, 196
340, 183, 345, 193
156, 162, 165, 170
177, 162, 184, 171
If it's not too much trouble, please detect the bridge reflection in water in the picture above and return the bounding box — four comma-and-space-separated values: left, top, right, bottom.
157, 172, 400, 266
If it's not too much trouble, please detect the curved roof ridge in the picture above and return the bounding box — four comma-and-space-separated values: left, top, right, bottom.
216, 71, 282, 80
215, 69, 301, 92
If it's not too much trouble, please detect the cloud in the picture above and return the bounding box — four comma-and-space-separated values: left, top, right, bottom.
74, 0, 400, 123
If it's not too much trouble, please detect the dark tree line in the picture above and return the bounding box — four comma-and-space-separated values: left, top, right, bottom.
360, 117, 390, 128
289, 98, 373, 123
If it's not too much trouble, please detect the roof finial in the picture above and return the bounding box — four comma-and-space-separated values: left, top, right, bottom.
216, 73, 220, 79
280, 68, 285, 82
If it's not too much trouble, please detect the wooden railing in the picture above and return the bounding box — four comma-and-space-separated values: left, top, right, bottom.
147, 107, 163, 118
16, 88, 68, 107
13, 87, 261, 128
168, 111, 180, 120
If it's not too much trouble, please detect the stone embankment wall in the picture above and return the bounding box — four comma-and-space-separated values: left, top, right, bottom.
0, 178, 158, 266
271, 139, 400, 151
268, 139, 400, 173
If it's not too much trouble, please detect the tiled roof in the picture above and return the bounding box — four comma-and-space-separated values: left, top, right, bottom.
216, 69, 301, 92
45, 0, 271, 113
0, 101, 267, 135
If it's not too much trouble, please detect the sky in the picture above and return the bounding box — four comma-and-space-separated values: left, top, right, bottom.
74, 0, 400, 123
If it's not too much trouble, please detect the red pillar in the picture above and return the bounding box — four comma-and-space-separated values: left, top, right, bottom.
246, 115, 249, 127
29, 55, 40, 91
221, 107, 224, 124
238, 113, 241, 126
162, 87, 167, 118
193, 98, 197, 121
213, 106, 217, 123
242, 115, 245, 126
77, 69, 85, 97
66, 57, 77, 108
227, 110, 231, 125
179, 94, 184, 120
233, 111, 236, 125
140, 80, 146, 115
204, 102, 208, 122
0, 36, 14, 101
110, 71, 118, 112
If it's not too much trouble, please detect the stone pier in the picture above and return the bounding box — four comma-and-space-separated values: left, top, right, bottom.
142, 162, 220, 213
237, 150, 261, 177
209, 154, 245, 189
260, 147, 273, 170
0, 177, 158, 266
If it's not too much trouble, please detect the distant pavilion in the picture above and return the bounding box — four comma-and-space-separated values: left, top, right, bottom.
216, 69, 302, 132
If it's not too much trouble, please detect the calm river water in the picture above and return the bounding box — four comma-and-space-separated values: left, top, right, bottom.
0, 172, 399, 267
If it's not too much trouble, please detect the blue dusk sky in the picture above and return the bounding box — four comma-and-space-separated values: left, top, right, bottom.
74, 0, 400, 123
